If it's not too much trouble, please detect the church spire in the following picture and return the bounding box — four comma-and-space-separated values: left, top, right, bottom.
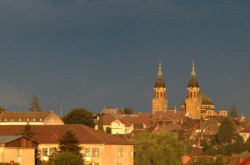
191, 60, 196, 78
158, 61, 163, 78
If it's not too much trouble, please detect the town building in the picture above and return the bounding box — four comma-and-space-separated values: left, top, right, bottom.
0, 124, 134, 165
0, 135, 38, 165
0, 110, 64, 125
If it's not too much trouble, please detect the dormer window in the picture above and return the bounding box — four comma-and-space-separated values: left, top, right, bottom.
40, 119, 42, 121
33, 119, 36, 121
27, 119, 29, 121
5, 119, 7, 121
11, 119, 14, 121
19, 119, 21, 121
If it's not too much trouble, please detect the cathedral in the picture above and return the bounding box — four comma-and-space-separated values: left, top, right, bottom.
152, 61, 225, 119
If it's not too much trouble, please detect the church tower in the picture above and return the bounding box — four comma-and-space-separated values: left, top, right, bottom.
185, 61, 201, 119
152, 61, 168, 114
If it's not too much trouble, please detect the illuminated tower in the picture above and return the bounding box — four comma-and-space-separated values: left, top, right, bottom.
185, 61, 201, 119
152, 61, 168, 114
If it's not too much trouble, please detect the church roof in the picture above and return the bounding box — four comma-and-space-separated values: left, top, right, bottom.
188, 78, 199, 88
155, 78, 165, 88
199, 93, 214, 105
155, 61, 166, 88
188, 61, 199, 88
181, 92, 214, 105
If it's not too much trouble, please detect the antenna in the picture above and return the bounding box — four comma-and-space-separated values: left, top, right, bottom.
60, 106, 63, 116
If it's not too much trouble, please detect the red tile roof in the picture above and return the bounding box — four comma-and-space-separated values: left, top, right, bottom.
152, 111, 187, 121
0, 125, 131, 145
119, 117, 151, 127
240, 126, 250, 133
0, 111, 55, 122
102, 113, 116, 125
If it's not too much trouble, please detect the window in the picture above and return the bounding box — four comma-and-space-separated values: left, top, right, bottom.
19, 119, 21, 121
42, 148, 48, 156
17, 149, 21, 157
85, 148, 91, 157
118, 148, 123, 157
92, 148, 99, 157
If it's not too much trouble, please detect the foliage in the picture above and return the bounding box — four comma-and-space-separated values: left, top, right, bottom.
53, 152, 84, 165
191, 156, 230, 165
63, 108, 94, 128
215, 117, 235, 144
98, 114, 104, 131
42, 152, 84, 165
59, 129, 82, 157
245, 137, 250, 152
231, 134, 246, 154
29, 93, 42, 112
133, 132, 189, 165
22, 124, 34, 140
122, 106, 133, 114
106, 127, 111, 134
229, 105, 238, 118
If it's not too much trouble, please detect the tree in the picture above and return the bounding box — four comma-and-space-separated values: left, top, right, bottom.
229, 105, 238, 118
133, 132, 189, 165
59, 129, 82, 157
29, 93, 42, 112
215, 117, 235, 144
53, 151, 84, 165
98, 114, 104, 131
106, 127, 111, 134
122, 106, 133, 114
63, 108, 95, 128
22, 123, 34, 140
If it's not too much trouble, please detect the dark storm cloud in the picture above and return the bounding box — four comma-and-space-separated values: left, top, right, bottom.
0, 0, 249, 115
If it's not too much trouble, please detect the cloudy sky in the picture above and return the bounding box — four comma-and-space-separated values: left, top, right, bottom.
0, 0, 249, 116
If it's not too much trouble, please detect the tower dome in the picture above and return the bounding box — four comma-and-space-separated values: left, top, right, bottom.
155, 61, 165, 88
188, 60, 199, 87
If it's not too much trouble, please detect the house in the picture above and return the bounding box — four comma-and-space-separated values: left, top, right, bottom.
239, 126, 250, 142
0, 135, 38, 165
94, 113, 116, 132
0, 110, 64, 125
0, 124, 133, 165
111, 117, 151, 135
101, 107, 121, 116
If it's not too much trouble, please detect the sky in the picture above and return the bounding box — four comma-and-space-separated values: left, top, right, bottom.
0, 0, 249, 116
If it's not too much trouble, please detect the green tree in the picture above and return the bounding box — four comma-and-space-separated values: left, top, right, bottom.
106, 127, 111, 134
53, 152, 84, 165
63, 108, 94, 128
122, 106, 133, 114
229, 105, 238, 118
215, 117, 235, 144
29, 93, 42, 112
133, 132, 189, 165
98, 114, 104, 131
232, 134, 246, 154
245, 137, 250, 152
59, 129, 82, 157
22, 123, 34, 140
